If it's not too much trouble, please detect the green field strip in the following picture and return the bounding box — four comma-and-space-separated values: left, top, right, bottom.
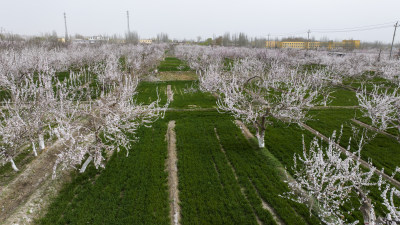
137, 81, 217, 109
328, 86, 359, 106
37, 121, 170, 225
173, 112, 258, 224
214, 128, 278, 225
259, 115, 395, 222
157, 57, 192, 72
168, 81, 217, 109
305, 109, 400, 181
135, 81, 168, 106
214, 119, 321, 225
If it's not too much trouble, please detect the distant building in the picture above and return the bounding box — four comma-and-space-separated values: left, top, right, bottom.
266, 40, 278, 48
342, 40, 361, 49
266, 40, 360, 50
88, 36, 109, 44
72, 39, 89, 44
266, 41, 320, 49
327, 40, 361, 50
139, 39, 152, 44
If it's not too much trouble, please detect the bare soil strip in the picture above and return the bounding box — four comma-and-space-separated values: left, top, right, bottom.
234, 120, 254, 140
299, 122, 400, 189
3, 167, 71, 225
166, 120, 180, 225
158, 71, 197, 81
0, 139, 69, 222
351, 119, 399, 141
167, 85, 174, 102
1, 123, 97, 224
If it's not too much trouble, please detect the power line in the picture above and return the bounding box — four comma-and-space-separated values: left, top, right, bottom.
270, 30, 308, 37
312, 21, 397, 32
313, 25, 393, 33
267, 20, 398, 37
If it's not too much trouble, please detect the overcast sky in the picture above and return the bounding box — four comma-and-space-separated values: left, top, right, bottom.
1, 0, 399, 43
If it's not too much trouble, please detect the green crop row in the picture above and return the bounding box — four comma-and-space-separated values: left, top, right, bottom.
168, 111, 323, 224
261, 118, 368, 222
137, 81, 217, 109
171, 111, 260, 224
157, 57, 191, 72
306, 109, 400, 181
214, 116, 322, 225
37, 121, 170, 224
328, 86, 359, 106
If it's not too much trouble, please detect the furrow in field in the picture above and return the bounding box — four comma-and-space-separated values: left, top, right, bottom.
166, 120, 180, 225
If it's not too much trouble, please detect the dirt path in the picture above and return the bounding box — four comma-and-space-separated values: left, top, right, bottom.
234, 120, 254, 140
0, 124, 96, 224
351, 119, 399, 141
3, 167, 71, 225
166, 120, 180, 225
0, 139, 69, 223
299, 122, 400, 189
167, 85, 174, 102
158, 72, 197, 81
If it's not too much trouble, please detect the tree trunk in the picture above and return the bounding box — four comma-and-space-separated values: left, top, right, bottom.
256, 129, 265, 148
80, 156, 93, 173
39, 134, 45, 150
9, 158, 19, 172
32, 141, 37, 157
358, 189, 376, 225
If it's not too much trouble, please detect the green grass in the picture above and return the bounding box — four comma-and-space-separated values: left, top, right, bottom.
305, 109, 400, 182
37, 121, 170, 225
157, 57, 191, 72
343, 76, 398, 93
215, 114, 321, 225
328, 86, 359, 106
36, 73, 400, 224
136, 81, 217, 109
169, 81, 217, 109
167, 111, 321, 224
170, 111, 259, 224
135, 81, 168, 106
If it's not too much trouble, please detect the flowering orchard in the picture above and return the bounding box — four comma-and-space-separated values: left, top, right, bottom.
0, 44, 168, 176
1, 43, 400, 224
175, 45, 400, 224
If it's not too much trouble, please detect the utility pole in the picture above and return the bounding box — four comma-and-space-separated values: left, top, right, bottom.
307, 29, 311, 50
267, 34, 270, 48
64, 12, 68, 42
127, 11, 130, 34
389, 21, 399, 60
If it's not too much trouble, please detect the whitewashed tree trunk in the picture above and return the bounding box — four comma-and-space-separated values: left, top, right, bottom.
9, 158, 19, 172
256, 130, 265, 148
32, 141, 37, 156
39, 134, 45, 150
79, 156, 93, 173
